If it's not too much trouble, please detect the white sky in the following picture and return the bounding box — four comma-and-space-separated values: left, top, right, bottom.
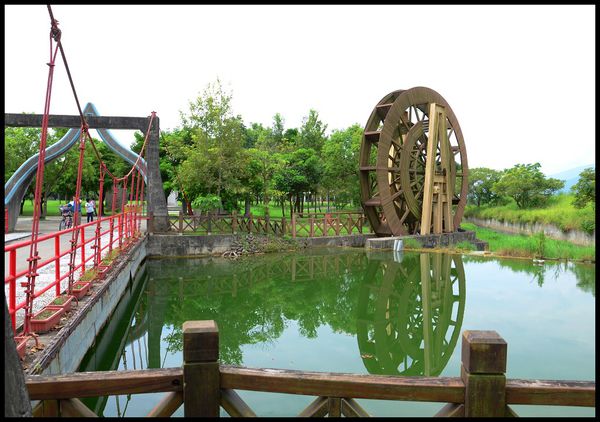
4, 4, 595, 175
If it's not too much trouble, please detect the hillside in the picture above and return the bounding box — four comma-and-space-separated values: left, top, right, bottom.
548, 164, 595, 193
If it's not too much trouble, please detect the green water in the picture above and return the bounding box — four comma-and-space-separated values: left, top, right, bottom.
78, 248, 595, 417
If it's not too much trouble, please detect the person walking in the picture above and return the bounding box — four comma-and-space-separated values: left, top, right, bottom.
69, 196, 82, 225
85, 198, 95, 222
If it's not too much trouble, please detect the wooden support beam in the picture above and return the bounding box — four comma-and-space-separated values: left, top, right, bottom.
328, 397, 342, 417
146, 391, 184, 417
420, 103, 438, 235
60, 398, 98, 417
298, 396, 329, 417
220, 388, 257, 417
341, 398, 370, 417
433, 402, 465, 417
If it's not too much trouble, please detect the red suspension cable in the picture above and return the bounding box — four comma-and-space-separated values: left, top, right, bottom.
21, 15, 62, 336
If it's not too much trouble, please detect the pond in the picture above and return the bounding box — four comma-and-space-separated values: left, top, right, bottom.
78, 248, 595, 417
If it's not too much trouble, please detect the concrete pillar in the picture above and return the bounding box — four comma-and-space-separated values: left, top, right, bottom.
144, 114, 169, 232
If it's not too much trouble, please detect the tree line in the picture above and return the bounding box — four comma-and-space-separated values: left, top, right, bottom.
4, 79, 595, 217
468, 164, 595, 210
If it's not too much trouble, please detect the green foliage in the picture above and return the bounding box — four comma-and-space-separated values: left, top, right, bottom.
402, 238, 422, 249
321, 124, 362, 209
79, 268, 98, 282
464, 193, 595, 234
461, 222, 595, 261
298, 109, 327, 153
454, 241, 475, 251
533, 231, 546, 259
101, 248, 121, 265
177, 79, 247, 210
492, 163, 564, 208
571, 167, 595, 209
192, 194, 222, 214
467, 167, 504, 206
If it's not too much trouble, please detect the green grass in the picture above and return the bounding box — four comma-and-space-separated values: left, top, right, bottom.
20, 199, 141, 217
402, 238, 422, 249
464, 194, 595, 234
461, 222, 595, 261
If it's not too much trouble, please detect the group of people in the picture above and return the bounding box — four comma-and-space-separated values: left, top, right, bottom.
62, 197, 98, 222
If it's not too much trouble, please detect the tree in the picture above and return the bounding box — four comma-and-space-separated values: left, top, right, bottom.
321, 124, 362, 210
177, 79, 247, 212
467, 167, 504, 207
273, 148, 323, 214
492, 163, 564, 208
571, 167, 595, 209
298, 109, 327, 153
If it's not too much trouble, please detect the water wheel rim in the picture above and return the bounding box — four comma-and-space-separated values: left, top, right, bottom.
359, 90, 406, 236
377, 87, 468, 235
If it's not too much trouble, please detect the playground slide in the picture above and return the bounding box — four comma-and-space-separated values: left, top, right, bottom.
4, 102, 147, 232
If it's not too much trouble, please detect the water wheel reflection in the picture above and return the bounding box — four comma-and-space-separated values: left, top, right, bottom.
356, 252, 465, 376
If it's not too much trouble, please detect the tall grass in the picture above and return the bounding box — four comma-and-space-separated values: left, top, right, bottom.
461, 222, 595, 261
464, 194, 595, 234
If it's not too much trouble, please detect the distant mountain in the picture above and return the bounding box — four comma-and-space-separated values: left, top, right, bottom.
548, 164, 595, 193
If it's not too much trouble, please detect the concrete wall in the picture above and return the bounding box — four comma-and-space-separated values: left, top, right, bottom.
146, 233, 379, 257
28, 237, 148, 376
466, 217, 595, 246
366, 231, 487, 251
146, 234, 237, 256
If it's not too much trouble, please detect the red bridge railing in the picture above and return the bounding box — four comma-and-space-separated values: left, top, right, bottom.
4, 207, 143, 334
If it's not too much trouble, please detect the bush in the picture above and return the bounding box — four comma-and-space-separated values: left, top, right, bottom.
580, 219, 595, 235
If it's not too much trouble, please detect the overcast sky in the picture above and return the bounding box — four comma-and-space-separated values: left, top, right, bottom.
4, 4, 595, 175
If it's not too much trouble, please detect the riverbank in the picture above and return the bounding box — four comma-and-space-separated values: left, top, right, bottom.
430, 222, 595, 263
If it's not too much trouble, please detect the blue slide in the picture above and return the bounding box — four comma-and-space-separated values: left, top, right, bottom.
4, 103, 147, 232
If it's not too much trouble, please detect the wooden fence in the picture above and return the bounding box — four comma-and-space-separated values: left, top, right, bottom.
149, 211, 370, 237
25, 320, 595, 417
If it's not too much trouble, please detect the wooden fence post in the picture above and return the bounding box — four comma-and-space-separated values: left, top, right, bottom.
291, 213, 296, 238
183, 320, 220, 417
281, 217, 286, 236
461, 330, 507, 417
309, 217, 314, 237
231, 210, 237, 234
178, 211, 183, 233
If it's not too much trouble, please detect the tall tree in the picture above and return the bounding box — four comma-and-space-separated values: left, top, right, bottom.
177, 79, 247, 212
298, 109, 327, 153
492, 163, 564, 208
467, 167, 504, 207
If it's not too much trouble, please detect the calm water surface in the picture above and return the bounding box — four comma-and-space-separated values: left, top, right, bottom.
79, 248, 595, 417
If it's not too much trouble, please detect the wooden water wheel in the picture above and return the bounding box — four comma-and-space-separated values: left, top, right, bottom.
359, 87, 468, 236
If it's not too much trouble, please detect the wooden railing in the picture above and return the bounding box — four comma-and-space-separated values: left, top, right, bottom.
25, 321, 595, 417
151, 211, 370, 238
